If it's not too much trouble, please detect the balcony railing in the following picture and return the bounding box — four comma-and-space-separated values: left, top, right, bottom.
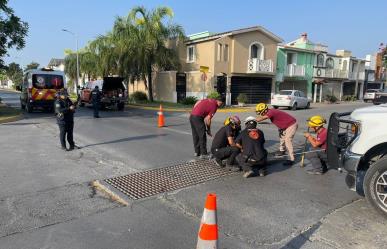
285, 64, 305, 77
348, 71, 365, 81
314, 68, 348, 79
247, 58, 274, 73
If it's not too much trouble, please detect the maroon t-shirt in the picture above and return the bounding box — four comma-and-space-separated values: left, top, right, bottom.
266, 109, 296, 130
191, 99, 218, 118
317, 127, 328, 150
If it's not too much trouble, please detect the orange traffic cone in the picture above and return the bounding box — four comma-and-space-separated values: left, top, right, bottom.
196, 193, 218, 249
158, 104, 165, 127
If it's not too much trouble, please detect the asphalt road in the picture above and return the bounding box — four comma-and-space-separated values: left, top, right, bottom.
1, 89, 386, 249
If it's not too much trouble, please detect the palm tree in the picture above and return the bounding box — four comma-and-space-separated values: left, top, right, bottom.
127, 6, 185, 101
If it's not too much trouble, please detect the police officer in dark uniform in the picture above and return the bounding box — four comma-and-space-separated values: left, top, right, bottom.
91, 85, 102, 118
55, 89, 76, 151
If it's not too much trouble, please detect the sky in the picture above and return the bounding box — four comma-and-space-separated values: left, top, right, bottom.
5, 0, 387, 68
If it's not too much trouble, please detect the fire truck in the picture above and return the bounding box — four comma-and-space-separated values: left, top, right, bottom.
18, 68, 66, 113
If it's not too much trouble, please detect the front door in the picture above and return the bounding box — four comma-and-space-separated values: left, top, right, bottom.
176, 73, 186, 102
216, 76, 227, 102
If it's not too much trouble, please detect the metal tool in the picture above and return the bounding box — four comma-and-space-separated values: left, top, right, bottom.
300, 127, 310, 167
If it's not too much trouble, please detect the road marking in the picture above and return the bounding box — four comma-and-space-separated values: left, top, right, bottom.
163, 127, 192, 135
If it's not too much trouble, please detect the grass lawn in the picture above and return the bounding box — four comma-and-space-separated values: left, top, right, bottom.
0, 103, 22, 122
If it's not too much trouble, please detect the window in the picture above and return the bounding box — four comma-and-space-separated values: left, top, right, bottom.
224, 44, 229, 61
187, 45, 195, 63
317, 54, 324, 67
32, 74, 64, 89
326, 58, 334, 69
249, 42, 264, 60
217, 43, 222, 61
294, 91, 300, 97
279, 90, 292, 95
299, 91, 306, 97
287, 53, 297, 65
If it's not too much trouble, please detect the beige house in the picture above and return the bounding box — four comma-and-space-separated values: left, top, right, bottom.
152, 26, 283, 105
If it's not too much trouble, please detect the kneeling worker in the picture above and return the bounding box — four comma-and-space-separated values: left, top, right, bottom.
304, 115, 328, 175
211, 116, 241, 170
236, 116, 268, 178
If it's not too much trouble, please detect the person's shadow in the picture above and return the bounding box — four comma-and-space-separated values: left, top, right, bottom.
280, 222, 322, 248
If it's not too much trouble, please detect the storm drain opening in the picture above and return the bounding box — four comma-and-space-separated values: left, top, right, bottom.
104, 160, 233, 200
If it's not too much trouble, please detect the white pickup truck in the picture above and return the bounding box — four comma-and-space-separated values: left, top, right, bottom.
327, 104, 387, 217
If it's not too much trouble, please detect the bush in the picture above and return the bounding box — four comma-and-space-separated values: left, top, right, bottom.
207, 91, 221, 100
180, 96, 198, 105
237, 93, 248, 104
325, 94, 338, 103
342, 95, 357, 102
130, 91, 148, 102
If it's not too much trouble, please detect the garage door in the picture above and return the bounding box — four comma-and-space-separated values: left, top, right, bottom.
279, 80, 307, 94
231, 76, 272, 104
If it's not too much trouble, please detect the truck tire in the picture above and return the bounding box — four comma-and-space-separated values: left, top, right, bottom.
117, 102, 125, 111
20, 100, 25, 110
26, 103, 33, 113
364, 157, 387, 217
79, 102, 85, 107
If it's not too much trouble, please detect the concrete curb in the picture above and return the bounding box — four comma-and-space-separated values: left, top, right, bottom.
0, 113, 24, 124
126, 104, 253, 113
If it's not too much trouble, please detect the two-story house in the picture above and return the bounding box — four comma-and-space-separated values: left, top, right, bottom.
276, 34, 366, 102
276, 33, 321, 99
152, 26, 283, 105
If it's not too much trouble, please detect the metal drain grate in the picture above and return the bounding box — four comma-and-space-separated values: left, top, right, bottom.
104, 160, 233, 200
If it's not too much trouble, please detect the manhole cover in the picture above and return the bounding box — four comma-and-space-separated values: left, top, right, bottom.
104, 160, 233, 200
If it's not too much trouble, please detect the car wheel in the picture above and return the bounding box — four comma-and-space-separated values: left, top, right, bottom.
305, 102, 310, 109
20, 101, 25, 110
79, 102, 85, 107
364, 157, 387, 218
291, 103, 297, 111
272, 106, 278, 109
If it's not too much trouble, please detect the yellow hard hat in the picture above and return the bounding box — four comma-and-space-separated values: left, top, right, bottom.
224, 116, 241, 127
308, 115, 326, 128
256, 103, 268, 115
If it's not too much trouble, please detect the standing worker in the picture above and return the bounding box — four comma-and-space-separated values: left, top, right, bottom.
55, 89, 76, 151
190, 97, 223, 158
211, 116, 241, 169
91, 85, 102, 118
255, 103, 298, 166
303, 115, 328, 175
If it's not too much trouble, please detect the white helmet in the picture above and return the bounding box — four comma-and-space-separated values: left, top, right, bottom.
244, 116, 256, 124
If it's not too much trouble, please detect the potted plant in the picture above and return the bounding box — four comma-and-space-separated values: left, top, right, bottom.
237, 93, 248, 107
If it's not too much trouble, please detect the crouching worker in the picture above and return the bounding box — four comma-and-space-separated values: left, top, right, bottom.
304, 115, 328, 175
236, 116, 268, 178
211, 116, 241, 171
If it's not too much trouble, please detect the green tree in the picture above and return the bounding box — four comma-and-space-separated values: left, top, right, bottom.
0, 0, 29, 68
6, 62, 23, 87
64, 50, 78, 84
127, 6, 184, 101
25, 61, 39, 70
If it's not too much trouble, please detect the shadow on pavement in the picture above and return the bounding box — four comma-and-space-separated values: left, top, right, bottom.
280, 221, 322, 249
82, 134, 168, 148
1, 122, 39, 126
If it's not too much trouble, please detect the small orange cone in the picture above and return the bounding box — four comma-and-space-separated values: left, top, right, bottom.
196, 193, 218, 249
158, 104, 165, 127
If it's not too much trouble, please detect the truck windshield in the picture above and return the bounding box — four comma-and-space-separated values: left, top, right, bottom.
32, 74, 64, 89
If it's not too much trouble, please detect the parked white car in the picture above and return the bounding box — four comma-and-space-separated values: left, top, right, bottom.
363, 89, 380, 102
271, 90, 310, 110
